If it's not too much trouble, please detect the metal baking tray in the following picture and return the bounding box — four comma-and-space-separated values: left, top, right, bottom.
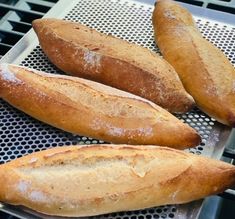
0, 0, 234, 218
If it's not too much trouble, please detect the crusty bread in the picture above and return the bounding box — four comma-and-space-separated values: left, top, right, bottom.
0, 63, 200, 148
32, 18, 195, 114
152, 0, 235, 126
0, 144, 234, 217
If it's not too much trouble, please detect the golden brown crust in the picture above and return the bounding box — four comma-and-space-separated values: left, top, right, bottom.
152, 0, 235, 126
0, 63, 200, 148
32, 18, 195, 114
0, 145, 234, 217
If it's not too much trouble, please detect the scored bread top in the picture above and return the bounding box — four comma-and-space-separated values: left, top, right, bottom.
2, 64, 166, 119
32, 18, 195, 114
33, 18, 180, 81
0, 145, 234, 217
152, 0, 235, 126
0, 63, 201, 147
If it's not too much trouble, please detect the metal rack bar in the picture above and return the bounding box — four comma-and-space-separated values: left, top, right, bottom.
175, 0, 235, 14
0, 0, 58, 56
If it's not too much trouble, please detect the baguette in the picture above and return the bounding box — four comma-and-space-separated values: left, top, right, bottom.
0, 63, 200, 148
0, 144, 235, 217
152, 0, 235, 126
32, 18, 195, 114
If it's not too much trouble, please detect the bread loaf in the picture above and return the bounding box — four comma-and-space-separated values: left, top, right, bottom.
32, 18, 195, 114
152, 0, 235, 126
0, 144, 234, 217
0, 64, 200, 148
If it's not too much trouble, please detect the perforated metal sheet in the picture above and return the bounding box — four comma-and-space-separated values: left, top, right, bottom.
0, 0, 234, 218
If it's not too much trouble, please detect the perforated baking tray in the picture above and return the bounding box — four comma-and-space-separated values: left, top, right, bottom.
0, 0, 235, 218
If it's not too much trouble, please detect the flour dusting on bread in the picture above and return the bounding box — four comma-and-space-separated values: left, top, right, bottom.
164, 10, 176, 19
84, 50, 101, 69
90, 118, 154, 138
0, 64, 21, 83
28, 157, 38, 164
17, 181, 29, 194
29, 191, 48, 202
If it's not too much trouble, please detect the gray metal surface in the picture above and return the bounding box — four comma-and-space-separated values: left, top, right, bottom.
0, 0, 235, 218
0, 0, 58, 57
